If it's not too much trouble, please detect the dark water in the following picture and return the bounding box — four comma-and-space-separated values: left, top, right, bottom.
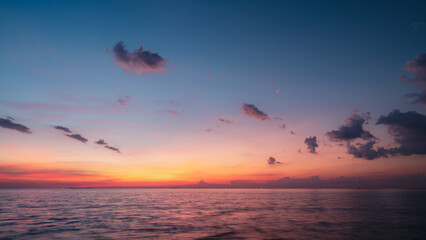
0, 189, 425, 239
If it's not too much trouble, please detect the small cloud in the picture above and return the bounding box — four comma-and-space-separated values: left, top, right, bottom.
112, 41, 167, 75
66, 134, 88, 144
304, 136, 319, 154
105, 145, 121, 153
274, 117, 284, 121
203, 128, 214, 133
241, 103, 270, 121
207, 73, 213, 78
95, 139, 107, 145
276, 89, 280, 94
0, 117, 31, 134
279, 124, 286, 129
166, 110, 178, 115
219, 118, 234, 124
401, 53, 426, 106
54, 125, 71, 133
158, 109, 179, 115
267, 157, 281, 165
117, 96, 130, 106
290, 131, 295, 135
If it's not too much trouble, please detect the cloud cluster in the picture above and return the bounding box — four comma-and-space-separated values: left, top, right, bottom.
267, 157, 281, 165
343, 110, 426, 160
304, 136, 318, 154
347, 141, 388, 160
0, 117, 31, 134
241, 103, 270, 121
95, 139, 121, 153
113, 41, 167, 75
376, 110, 426, 156
401, 53, 426, 106
326, 113, 374, 141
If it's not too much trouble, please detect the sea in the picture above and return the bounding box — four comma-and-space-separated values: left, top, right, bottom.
0, 189, 425, 239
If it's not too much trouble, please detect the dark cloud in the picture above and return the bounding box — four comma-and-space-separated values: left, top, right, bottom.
304, 136, 319, 154
66, 134, 88, 144
54, 125, 71, 133
401, 53, 426, 106
113, 41, 167, 75
95, 139, 121, 153
345, 110, 426, 160
267, 157, 281, 165
279, 124, 286, 129
241, 103, 270, 121
117, 96, 130, 106
290, 131, 295, 135
326, 113, 374, 142
219, 118, 234, 124
0, 117, 31, 134
347, 141, 388, 160
105, 145, 121, 153
376, 109, 426, 156
95, 139, 107, 145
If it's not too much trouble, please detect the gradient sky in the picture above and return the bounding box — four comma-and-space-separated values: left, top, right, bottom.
1, 0, 426, 187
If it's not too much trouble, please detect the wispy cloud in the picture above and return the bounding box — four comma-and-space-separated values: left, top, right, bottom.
112, 41, 167, 75
241, 103, 270, 121
117, 96, 130, 106
95, 139, 121, 153
401, 53, 426, 106
219, 118, 234, 124
0, 117, 31, 134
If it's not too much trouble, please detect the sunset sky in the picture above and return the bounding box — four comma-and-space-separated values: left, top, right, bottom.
1, 0, 426, 188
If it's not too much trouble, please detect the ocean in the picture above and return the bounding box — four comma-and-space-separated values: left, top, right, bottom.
0, 189, 425, 239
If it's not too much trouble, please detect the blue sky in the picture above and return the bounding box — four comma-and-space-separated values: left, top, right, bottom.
0, 0, 425, 187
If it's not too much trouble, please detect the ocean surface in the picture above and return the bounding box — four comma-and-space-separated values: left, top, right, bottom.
0, 189, 425, 239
